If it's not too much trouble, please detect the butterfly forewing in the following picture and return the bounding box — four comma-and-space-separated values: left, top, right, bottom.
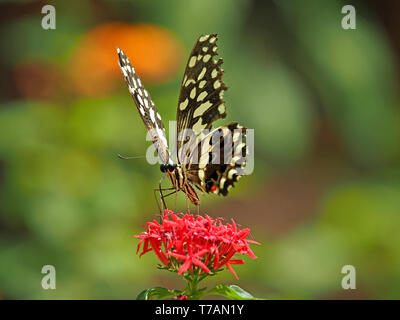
117, 48, 170, 165
176, 34, 227, 163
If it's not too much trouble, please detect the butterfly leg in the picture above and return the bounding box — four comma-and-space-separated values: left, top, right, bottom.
154, 188, 177, 221
174, 191, 178, 212
188, 200, 201, 215
153, 186, 176, 213
186, 197, 190, 214
157, 172, 169, 210
160, 189, 178, 208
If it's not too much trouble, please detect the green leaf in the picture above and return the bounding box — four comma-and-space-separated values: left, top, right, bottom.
209, 285, 260, 300
136, 287, 178, 300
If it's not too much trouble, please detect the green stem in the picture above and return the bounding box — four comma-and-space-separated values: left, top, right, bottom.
183, 272, 202, 300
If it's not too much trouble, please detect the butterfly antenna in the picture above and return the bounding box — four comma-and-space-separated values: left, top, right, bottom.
117, 154, 146, 160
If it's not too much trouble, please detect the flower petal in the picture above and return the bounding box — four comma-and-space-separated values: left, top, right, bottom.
192, 257, 211, 274
178, 258, 192, 275
226, 263, 239, 280
149, 238, 169, 266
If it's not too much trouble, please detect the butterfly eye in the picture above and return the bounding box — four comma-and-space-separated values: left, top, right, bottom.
167, 164, 177, 171
160, 164, 167, 173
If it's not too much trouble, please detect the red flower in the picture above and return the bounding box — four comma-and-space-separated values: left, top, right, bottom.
134, 210, 260, 279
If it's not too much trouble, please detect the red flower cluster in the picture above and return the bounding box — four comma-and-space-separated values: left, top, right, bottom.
135, 209, 260, 279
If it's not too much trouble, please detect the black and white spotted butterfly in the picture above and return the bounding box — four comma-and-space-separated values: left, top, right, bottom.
117, 34, 248, 207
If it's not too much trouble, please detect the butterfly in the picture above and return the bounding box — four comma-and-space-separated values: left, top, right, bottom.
117, 34, 248, 207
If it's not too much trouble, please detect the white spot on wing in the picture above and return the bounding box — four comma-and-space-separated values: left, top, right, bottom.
136, 94, 144, 106
219, 177, 226, 189
192, 118, 206, 135
179, 98, 189, 110
228, 169, 237, 179
199, 35, 210, 42
185, 79, 195, 87
197, 91, 207, 102
233, 131, 241, 141
190, 87, 196, 99
198, 67, 207, 80
149, 108, 156, 123
203, 54, 211, 63
194, 101, 212, 117
189, 56, 197, 68
235, 142, 246, 155
156, 127, 167, 145
121, 67, 128, 77
199, 169, 205, 180
199, 152, 208, 168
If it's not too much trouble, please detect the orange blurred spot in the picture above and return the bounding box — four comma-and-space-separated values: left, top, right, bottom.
69, 23, 183, 96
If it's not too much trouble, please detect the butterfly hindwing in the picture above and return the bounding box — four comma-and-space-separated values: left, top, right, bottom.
117, 48, 170, 165
185, 122, 247, 196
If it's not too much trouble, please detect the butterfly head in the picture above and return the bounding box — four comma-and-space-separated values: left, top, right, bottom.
160, 163, 177, 173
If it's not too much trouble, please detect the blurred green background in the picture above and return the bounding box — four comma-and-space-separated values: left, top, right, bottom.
1, 0, 400, 299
